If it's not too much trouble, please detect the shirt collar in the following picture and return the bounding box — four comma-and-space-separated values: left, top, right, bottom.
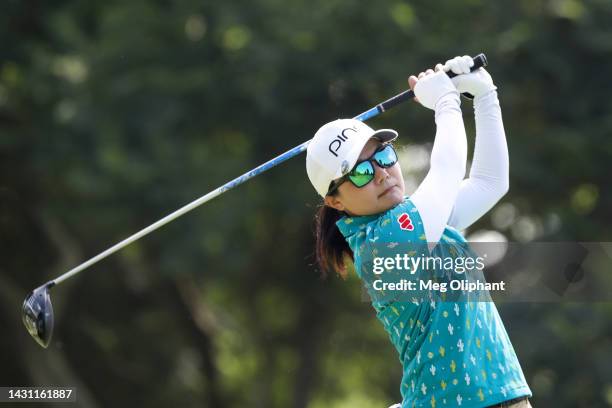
335, 196, 410, 237
336, 212, 379, 238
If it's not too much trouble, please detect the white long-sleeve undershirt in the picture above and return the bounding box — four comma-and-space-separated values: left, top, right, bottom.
447, 90, 509, 231
411, 90, 508, 244
411, 92, 467, 246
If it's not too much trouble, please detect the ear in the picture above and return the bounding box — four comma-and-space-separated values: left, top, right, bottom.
324, 195, 345, 212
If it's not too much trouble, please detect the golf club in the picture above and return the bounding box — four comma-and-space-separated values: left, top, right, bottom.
22, 53, 488, 348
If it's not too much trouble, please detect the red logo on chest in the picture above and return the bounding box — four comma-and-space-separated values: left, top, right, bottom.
398, 213, 414, 231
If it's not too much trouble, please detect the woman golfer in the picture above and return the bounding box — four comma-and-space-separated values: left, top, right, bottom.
306, 56, 532, 407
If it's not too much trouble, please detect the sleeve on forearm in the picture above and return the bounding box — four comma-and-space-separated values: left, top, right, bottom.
411, 93, 467, 247
447, 90, 509, 231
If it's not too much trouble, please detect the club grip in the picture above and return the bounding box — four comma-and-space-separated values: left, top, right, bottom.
446, 53, 487, 79
379, 53, 487, 111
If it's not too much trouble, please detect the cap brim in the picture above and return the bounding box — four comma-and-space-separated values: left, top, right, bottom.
331, 129, 399, 180
372, 129, 398, 142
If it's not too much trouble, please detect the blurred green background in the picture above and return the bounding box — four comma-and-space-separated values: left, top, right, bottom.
1, 0, 612, 406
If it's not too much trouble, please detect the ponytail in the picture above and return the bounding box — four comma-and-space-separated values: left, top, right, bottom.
314, 201, 353, 279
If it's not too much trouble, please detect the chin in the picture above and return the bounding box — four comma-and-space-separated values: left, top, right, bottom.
378, 187, 404, 209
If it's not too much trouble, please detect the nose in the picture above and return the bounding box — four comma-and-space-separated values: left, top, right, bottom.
373, 162, 390, 184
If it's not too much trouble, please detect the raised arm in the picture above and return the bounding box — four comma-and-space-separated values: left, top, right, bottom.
409, 69, 468, 247
442, 56, 509, 230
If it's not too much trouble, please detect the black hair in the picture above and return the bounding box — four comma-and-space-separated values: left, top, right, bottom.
313, 190, 353, 279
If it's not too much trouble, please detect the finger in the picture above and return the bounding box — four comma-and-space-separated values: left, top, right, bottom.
435, 63, 446, 72
455, 56, 469, 74
458, 59, 470, 74
418, 71, 426, 79
446, 56, 459, 65
446, 58, 461, 74
425, 68, 434, 75
408, 75, 418, 90
450, 60, 460, 74
443, 57, 454, 69
460, 56, 471, 74
463, 55, 474, 68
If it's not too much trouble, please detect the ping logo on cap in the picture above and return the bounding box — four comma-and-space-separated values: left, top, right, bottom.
328, 126, 358, 157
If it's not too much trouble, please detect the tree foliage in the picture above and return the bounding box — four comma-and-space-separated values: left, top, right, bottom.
2, 0, 612, 406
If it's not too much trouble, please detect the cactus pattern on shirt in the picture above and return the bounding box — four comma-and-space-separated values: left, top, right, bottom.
336, 196, 531, 408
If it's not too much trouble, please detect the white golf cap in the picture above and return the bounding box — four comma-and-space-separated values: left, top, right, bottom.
306, 118, 398, 197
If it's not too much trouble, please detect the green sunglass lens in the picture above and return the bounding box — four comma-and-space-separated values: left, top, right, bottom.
349, 161, 375, 187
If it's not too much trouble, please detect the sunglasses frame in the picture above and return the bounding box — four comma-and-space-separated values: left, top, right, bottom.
326, 143, 398, 195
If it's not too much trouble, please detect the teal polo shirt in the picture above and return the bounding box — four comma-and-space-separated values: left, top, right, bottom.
336, 196, 532, 408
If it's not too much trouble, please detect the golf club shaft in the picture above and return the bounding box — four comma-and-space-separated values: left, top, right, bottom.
51, 53, 488, 286
354, 53, 487, 121
52, 141, 308, 285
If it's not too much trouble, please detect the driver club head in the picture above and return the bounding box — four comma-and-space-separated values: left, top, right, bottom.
22, 282, 55, 348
